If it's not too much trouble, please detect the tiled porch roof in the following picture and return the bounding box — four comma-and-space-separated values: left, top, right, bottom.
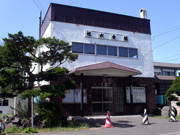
70, 62, 141, 77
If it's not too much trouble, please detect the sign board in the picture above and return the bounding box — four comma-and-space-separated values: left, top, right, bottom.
62, 89, 87, 103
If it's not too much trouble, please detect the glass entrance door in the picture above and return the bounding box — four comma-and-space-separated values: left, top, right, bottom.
91, 87, 113, 114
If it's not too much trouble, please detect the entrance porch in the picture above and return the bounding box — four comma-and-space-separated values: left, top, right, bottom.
63, 62, 156, 116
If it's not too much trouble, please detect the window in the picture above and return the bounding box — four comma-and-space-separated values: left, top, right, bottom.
162, 69, 175, 76
84, 44, 95, 54
129, 48, 138, 58
3, 100, 8, 106
72, 42, 138, 59
97, 45, 107, 55
119, 47, 128, 57
159, 83, 167, 94
0, 99, 2, 106
155, 72, 161, 75
126, 87, 146, 103
108, 46, 117, 56
154, 68, 162, 75
0, 99, 8, 106
159, 83, 171, 94
72, 43, 83, 53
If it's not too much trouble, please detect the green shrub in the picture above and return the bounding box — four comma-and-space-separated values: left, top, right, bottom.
166, 94, 178, 101
23, 127, 38, 134
10, 100, 29, 120
4, 126, 23, 134
36, 100, 64, 127
176, 102, 180, 106
152, 107, 161, 116
68, 121, 89, 129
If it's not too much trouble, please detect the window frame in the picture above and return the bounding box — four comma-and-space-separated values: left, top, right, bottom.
108, 46, 117, 56
84, 44, 95, 54
72, 42, 138, 59
119, 47, 128, 57
96, 45, 107, 56
0, 99, 9, 106
129, 48, 138, 58
126, 87, 146, 103
72, 42, 83, 53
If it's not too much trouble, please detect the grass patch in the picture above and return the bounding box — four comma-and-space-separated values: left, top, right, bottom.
38, 121, 89, 133
4, 126, 23, 134
0, 114, 12, 119
3, 120, 89, 134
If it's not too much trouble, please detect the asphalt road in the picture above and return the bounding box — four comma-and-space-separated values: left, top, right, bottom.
7, 115, 180, 135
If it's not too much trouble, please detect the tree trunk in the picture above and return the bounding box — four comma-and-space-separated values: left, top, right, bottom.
28, 76, 35, 117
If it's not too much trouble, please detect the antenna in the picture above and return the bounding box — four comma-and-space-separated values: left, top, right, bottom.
39, 11, 42, 39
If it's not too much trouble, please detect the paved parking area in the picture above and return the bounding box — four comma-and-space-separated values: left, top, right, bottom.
8, 115, 180, 135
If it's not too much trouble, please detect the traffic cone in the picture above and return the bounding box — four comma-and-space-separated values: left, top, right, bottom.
103, 111, 114, 128
169, 106, 177, 122
142, 108, 150, 125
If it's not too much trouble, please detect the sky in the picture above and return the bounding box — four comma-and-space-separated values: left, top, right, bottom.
0, 0, 180, 64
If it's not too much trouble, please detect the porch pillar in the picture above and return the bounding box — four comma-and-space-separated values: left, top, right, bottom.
129, 75, 134, 114
80, 73, 84, 117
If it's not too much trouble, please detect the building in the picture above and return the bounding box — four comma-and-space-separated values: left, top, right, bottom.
40, 3, 156, 115
0, 95, 28, 115
154, 62, 180, 106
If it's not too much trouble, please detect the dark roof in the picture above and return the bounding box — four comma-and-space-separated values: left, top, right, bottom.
41, 3, 151, 37
154, 75, 175, 81
154, 62, 180, 69
70, 62, 141, 75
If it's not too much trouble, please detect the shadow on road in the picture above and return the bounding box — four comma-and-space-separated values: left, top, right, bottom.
112, 120, 135, 128
75, 118, 135, 128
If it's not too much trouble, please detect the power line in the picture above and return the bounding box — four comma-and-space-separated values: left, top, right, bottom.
156, 53, 180, 61
153, 35, 180, 50
152, 25, 180, 34
161, 58, 180, 63
152, 27, 180, 38
33, 0, 42, 11
32, 0, 63, 39
36, 0, 45, 13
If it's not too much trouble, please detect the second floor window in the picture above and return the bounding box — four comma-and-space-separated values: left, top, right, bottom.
72, 42, 138, 59
108, 46, 117, 56
129, 48, 138, 58
162, 69, 175, 76
84, 44, 95, 54
97, 45, 107, 55
72, 43, 83, 53
119, 47, 128, 57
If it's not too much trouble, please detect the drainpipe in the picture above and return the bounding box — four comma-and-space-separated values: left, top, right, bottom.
14, 97, 17, 115
31, 97, 34, 128
129, 75, 134, 114
80, 73, 84, 117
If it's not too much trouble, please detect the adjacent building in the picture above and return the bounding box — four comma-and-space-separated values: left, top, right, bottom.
0, 95, 28, 115
40, 3, 156, 115
154, 62, 180, 106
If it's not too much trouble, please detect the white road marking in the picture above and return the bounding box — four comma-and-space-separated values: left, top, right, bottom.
157, 131, 180, 135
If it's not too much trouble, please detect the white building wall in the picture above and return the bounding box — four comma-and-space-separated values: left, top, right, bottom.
0, 96, 28, 115
34, 23, 52, 86
0, 98, 14, 114
42, 21, 154, 78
